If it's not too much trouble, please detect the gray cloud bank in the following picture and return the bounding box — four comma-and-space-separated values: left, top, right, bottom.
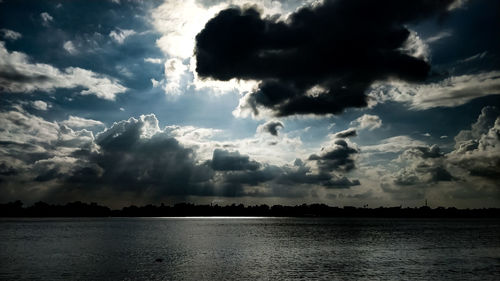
0, 108, 360, 205
382, 106, 500, 203
1, 105, 498, 206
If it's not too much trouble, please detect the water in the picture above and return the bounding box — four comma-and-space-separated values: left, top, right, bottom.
0, 217, 499, 281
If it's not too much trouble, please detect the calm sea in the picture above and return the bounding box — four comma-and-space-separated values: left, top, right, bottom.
0, 217, 499, 280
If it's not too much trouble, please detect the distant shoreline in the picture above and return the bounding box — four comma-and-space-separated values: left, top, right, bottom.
1, 201, 499, 218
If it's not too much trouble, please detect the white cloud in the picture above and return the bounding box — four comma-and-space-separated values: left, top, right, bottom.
454, 106, 499, 148
447, 0, 468, 11
0, 41, 127, 100
226, 133, 305, 166
459, 51, 488, 63
0, 29, 22, 41
369, 71, 500, 110
399, 30, 429, 61
152, 0, 225, 59
0, 108, 100, 202
40, 12, 53, 26
60, 116, 105, 129
151, 78, 161, 88
425, 31, 452, 44
144, 57, 163, 64
0, 109, 96, 158
109, 28, 136, 44
163, 58, 188, 95
116, 65, 133, 78
164, 121, 305, 166
362, 136, 426, 154
350, 114, 382, 131
63, 41, 77, 54
32, 100, 49, 111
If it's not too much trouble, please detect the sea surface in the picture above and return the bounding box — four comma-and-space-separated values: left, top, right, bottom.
0, 217, 499, 281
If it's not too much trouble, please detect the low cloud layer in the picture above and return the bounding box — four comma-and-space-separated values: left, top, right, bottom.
0, 105, 496, 207
0, 108, 361, 204
196, 0, 455, 117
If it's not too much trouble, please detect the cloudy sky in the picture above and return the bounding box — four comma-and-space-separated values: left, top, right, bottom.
0, 0, 499, 208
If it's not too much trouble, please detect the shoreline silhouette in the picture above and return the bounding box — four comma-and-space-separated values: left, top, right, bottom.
1, 200, 499, 218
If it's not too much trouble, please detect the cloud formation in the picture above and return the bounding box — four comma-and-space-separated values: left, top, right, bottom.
257, 120, 284, 136
333, 128, 357, 139
0, 108, 361, 204
370, 71, 500, 110
31, 100, 49, 111
60, 116, 105, 129
63, 41, 78, 55
393, 144, 454, 186
109, 28, 136, 44
373, 107, 500, 196
40, 12, 53, 26
196, 0, 455, 117
0, 42, 127, 100
351, 114, 382, 131
209, 149, 261, 171
0, 29, 22, 41
448, 106, 500, 180
308, 139, 358, 173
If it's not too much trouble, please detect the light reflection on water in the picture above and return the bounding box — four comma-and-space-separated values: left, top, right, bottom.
0, 217, 499, 281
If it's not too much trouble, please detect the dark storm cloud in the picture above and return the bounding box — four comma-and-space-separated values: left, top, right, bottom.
267, 159, 358, 189
0, 163, 17, 176
34, 169, 63, 182
195, 0, 455, 116
69, 115, 215, 197
308, 139, 358, 172
323, 176, 360, 189
71, 116, 361, 197
426, 166, 454, 182
209, 149, 261, 171
219, 158, 360, 196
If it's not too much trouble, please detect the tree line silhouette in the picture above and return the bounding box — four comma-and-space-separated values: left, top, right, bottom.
1, 200, 499, 218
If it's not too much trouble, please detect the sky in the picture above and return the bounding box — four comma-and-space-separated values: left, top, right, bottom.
0, 0, 499, 208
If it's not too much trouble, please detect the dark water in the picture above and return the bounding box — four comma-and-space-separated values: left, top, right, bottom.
0, 218, 499, 281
